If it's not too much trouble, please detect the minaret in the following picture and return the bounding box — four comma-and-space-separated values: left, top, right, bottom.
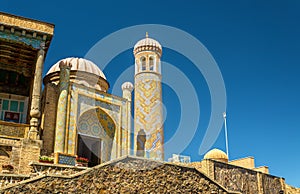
133, 33, 164, 160
121, 82, 134, 156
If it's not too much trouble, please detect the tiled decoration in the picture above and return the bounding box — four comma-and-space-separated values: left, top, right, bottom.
134, 73, 164, 160
66, 84, 130, 160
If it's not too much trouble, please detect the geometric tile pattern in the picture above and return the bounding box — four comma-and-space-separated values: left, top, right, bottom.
0, 31, 42, 49
134, 73, 164, 160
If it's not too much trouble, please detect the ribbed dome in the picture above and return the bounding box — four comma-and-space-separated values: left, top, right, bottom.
47, 57, 106, 80
121, 82, 134, 91
133, 33, 162, 56
204, 149, 228, 163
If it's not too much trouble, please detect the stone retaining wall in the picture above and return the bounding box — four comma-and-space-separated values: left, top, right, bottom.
1, 157, 239, 193
212, 160, 285, 194
286, 184, 300, 194
30, 162, 87, 176
0, 174, 30, 188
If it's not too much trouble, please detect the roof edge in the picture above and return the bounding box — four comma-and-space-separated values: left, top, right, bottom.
0, 11, 54, 35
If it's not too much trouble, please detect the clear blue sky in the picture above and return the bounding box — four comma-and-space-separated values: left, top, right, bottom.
2, 0, 299, 187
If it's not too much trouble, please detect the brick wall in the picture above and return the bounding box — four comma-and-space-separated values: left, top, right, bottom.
0, 146, 12, 171
10, 146, 20, 173
41, 83, 58, 155
0, 121, 28, 138
17, 139, 41, 174
228, 157, 255, 169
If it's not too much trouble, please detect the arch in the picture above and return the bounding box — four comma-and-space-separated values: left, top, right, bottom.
136, 129, 146, 157
78, 106, 118, 128
140, 57, 146, 71
149, 56, 154, 71
0, 148, 9, 157
77, 107, 116, 166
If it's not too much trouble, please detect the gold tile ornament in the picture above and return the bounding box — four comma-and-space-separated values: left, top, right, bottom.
0, 12, 54, 35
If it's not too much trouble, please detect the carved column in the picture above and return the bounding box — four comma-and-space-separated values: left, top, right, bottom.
29, 47, 45, 139
54, 61, 71, 153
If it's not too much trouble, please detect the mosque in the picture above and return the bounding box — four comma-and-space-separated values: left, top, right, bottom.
0, 12, 299, 193
0, 11, 164, 169
41, 32, 164, 164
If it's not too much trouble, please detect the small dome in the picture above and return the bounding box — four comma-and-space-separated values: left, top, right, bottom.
133, 33, 162, 56
121, 82, 134, 91
204, 148, 228, 163
47, 57, 106, 80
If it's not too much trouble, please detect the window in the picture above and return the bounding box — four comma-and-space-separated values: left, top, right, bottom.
136, 129, 146, 157
149, 57, 154, 71
0, 97, 27, 123
2, 100, 8, 110
10, 101, 18, 112
141, 57, 146, 71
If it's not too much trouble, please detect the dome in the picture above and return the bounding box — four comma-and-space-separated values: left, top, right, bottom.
204, 148, 228, 163
44, 57, 109, 92
133, 33, 162, 56
46, 57, 106, 80
121, 82, 134, 91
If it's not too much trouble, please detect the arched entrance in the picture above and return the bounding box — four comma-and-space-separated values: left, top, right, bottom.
136, 129, 146, 157
77, 108, 116, 167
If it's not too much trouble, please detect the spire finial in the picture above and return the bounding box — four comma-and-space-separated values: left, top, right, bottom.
146, 32, 149, 38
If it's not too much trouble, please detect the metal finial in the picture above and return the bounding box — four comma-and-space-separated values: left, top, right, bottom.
146, 32, 149, 38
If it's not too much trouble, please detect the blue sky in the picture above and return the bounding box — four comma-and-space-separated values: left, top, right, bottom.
2, 0, 300, 187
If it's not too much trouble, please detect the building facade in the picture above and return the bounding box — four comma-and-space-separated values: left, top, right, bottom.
41, 57, 132, 165
0, 12, 54, 174
0, 12, 165, 168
